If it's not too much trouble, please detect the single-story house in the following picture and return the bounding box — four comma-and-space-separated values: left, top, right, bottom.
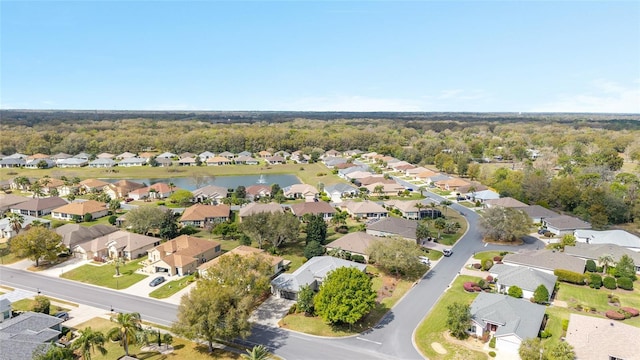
192, 185, 228, 203
156, 152, 176, 159
146, 235, 222, 276
0, 298, 11, 322
51, 200, 108, 221
198, 151, 216, 162
245, 184, 271, 201
89, 158, 117, 168
325, 232, 378, 261
234, 155, 259, 165
179, 152, 196, 159
323, 157, 348, 168
364, 182, 405, 196
270, 256, 367, 300
469, 293, 546, 354
513, 205, 560, 224
74, 230, 160, 261
197, 245, 285, 278
490, 264, 557, 301
466, 189, 500, 203
563, 242, 640, 274
0, 194, 30, 215
0, 158, 26, 168
542, 215, 591, 236
384, 199, 440, 220
366, 217, 418, 242
573, 229, 640, 251
565, 314, 640, 360
238, 202, 284, 221
290, 201, 336, 221
338, 200, 388, 219
155, 157, 173, 167
434, 177, 470, 192
218, 151, 235, 159
179, 203, 230, 228
258, 151, 272, 158
324, 183, 359, 203
116, 152, 136, 160
118, 157, 147, 167
283, 184, 319, 201
56, 223, 119, 250
177, 157, 198, 166
24, 158, 56, 169
103, 180, 145, 199
10, 196, 68, 217
237, 151, 252, 158
265, 156, 286, 165
128, 182, 175, 200
96, 152, 115, 159
206, 156, 232, 166
56, 158, 88, 168
484, 197, 528, 209
0, 215, 51, 239
51, 153, 72, 162
0, 311, 65, 360
79, 179, 110, 193
502, 249, 586, 275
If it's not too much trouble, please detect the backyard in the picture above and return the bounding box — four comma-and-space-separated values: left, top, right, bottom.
61, 258, 148, 289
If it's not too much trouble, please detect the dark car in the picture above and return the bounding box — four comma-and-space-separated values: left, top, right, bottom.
149, 276, 165, 287
54, 312, 70, 321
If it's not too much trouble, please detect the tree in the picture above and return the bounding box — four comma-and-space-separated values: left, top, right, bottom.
373, 184, 385, 199
367, 239, 428, 280
32, 343, 75, 360
615, 254, 637, 280
124, 206, 166, 235
162, 333, 173, 350
560, 234, 576, 248
235, 185, 247, 199
240, 212, 299, 249
532, 284, 549, 304
314, 267, 376, 326
173, 254, 271, 352
331, 210, 348, 225
107, 312, 142, 357
159, 209, 179, 240
83, 213, 93, 223
33, 295, 51, 314
242, 345, 272, 360
433, 218, 446, 239
305, 214, 328, 245
467, 163, 481, 181
10, 227, 64, 267
598, 254, 615, 274
416, 222, 430, 242
304, 240, 324, 259
479, 207, 532, 242
212, 222, 238, 240
71, 327, 108, 360
519, 337, 544, 360
109, 199, 121, 213
6, 212, 25, 238
440, 199, 452, 216
108, 215, 118, 225
508, 285, 523, 298
446, 302, 471, 340
548, 342, 575, 360
168, 189, 194, 206
297, 284, 315, 315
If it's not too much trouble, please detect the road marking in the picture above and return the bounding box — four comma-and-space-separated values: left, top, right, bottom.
484, 243, 488, 247
356, 337, 382, 345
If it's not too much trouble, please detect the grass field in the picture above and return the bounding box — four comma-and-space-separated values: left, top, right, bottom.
71, 317, 241, 360
414, 275, 486, 360
61, 258, 148, 289
11, 297, 70, 314
149, 274, 196, 299
0, 243, 22, 264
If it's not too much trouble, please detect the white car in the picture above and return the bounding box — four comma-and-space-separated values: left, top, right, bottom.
443, 249, 453, 257
418, 256, 431, 265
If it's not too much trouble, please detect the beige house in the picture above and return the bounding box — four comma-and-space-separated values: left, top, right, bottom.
238, 202, 283, 222
146, 235, 222, 276
325, 232, 378, 261
73, 230, 160, 261
179, 203, 230, 227
51, 200, 108, 221
338, 200, 388, 219
104, 180, 145, 199
79, 178, 110, 193
197, 245, 285, 278
283, 184, 319, 201
566, 314, 640, 360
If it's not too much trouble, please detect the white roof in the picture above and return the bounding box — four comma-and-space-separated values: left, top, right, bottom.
574, 229, 640, 249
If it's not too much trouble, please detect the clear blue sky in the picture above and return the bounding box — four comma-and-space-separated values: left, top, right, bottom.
2, 1, 639, 113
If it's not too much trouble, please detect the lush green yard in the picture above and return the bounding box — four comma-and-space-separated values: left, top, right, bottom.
61, 258, 148, 289
421, 210, 468, 246
414, 275, 486, 360
71, 317, 241, 360
472, 251, 508, 263
149, 274, 196, 299
11, 297, 71, 314
0, 243, 22, 264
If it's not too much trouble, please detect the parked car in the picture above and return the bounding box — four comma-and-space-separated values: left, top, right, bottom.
54, 312, 69, 321
418, 256, 431, 265
149, 276, 165, 287
443, 249, 453, 257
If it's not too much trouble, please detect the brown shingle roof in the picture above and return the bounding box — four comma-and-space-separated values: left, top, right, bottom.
290, 201, 336, 217
326, 232, 378, 255
12, 197, 68, 211
197, 245, 283, 271
180, 204, 230, 221
485, 197, 528, 208
153, 235, 220, 259
53, 200, 106, 216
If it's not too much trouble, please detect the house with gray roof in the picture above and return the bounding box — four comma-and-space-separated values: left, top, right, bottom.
573, 229, 640, 250
542, 215, 591, 236
0, 194, 30, 215
0, 215, 51, 239
218, 151, 236, 159
563, 242, 640, 274
24, 159, 56, 169
484, 197, 528, 209
0, 158, 26, 168
490, 264, 557, 301
198, 151, 216, 162
323, 157, 348, 168
4, 153, 27, 160
502, 249, 585, 275
193, 185, 228, 204
325, 232, 378, 261
118, 157, 147, 167
469, 293, 546, 353
237, 151, 252, 157
238, 202, 284, 221
514, 205, 559, 224
0, 311, 64, 360
156, 151, 176, 159
235, 155, 259, 165
325, 183, 359, 203
366, 217, 417, 241
74, 152, 91, 160
270, 256, 367, 300
57, 157, 88, 168
51, 153, 72, 161
0, 298, 11, 323
467, 189, 500, 203
89, 158, 117, 168
337, 165, 371, 179
56, 223, 119, 249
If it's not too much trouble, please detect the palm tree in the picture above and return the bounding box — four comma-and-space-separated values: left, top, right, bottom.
374, 184, 384, 199
242, 345, 272, 360
598, 254, 615, 274
415, 202, 425, 219
440, 199, 452, 216
168, 182, 175, 195
107, 312, 142, 357
7, 212, 25, 237
33, 343, 75, 360
71, 327, 108, 360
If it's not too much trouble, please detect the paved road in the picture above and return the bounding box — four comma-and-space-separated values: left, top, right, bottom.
0, 189, 543, 359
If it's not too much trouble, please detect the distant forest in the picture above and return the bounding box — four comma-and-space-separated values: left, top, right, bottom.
1, 110, 639, 229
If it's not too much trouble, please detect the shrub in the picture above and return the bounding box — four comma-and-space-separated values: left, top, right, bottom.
179, 225, 199, 235
589, 273, 602, 289
288, 303, 298, 314
478, 279, 487, 289
488, 351, 496, 358
493, 256, 503, 262
108, 215, 118, 225
617, 277, 634, 290
585, 259, 597, 272
473, 263, 482, 269
532, 284, 550, 304
609, 296, 620, 305
463, 282, 478, 292
508, 286, 523, 298
621, 307, 639, 317
554, 269, 586, 285
351, 254, 366, 263
605, 310, 626, 320
540, 330, 552, 339
486, 275, 494, 283
562, 319, 569, 331
32, 296, 50, 315
603, 276, 617, 290
482, 259, 494, 271
489, 336, 496, 348
334, 225, 349, 234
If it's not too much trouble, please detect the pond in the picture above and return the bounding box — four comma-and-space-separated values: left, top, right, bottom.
104, 174, 300, 191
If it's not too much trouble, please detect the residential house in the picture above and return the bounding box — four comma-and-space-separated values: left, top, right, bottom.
238, 202, 284, 221
364, 182, 405, 196
258, 150, 272, 158
484, 197, 528, 209
384, 199, 440, 220
0, 298, 11, 322
79, 179, 109, 193
116, 152, 136, 160
565, 314, 640, 360
10, 197, 68, 217
502, 249, 586, 275
0, 158, 26, 168
339, 200, 388, 219
392, 163, 415, 172
237, 151, 252, 157
323, 157, 348, 168
103, 180, 145, 199
490, 264, 557, 301
366, 217, 418, 242
245, 184, 271, 201
469, 293, 546, 353
37, 178, 66, 196
128, 182, 175, 200
197, 245, 285, 278
405, 166, 430, 177
56, 158, 88, 168
179, 204, 230, 228
323, 149, 341, 158
89, 158, 116, 168
74, 152, 91, 161
193, 185, 228, 203
206, 156, 232, 166
563, 242, 640, 274
465, 189, 500, 203
3, 153, 27, 160
51, 153, 72, 162
51, 200, 108, 221
0, 311, 65, 360
337, 165, 371, 179
274, 150, 290, 159
290, 201, 336, 221
343, 149, 363, 158
357, 175, 394, 186
218, 151, 235, 159
145, 235, 222, 276
265, 155, 286, 165
118, 157, 147, 167
324, 183, 359, 203
573, 229, 640, 251
96, 152, 115, 159
234, 155, 259, 165
334, 162, 357, 170
325, 232, 378, 261
512, 205, 559, 224
73, 230, 160, 260
198, 151, 216, 162
345, 170, 376, 182
155, 157, 173, 167
24, 158, 56, 169
414, 169, 441, 182
271, 256, 367, 300
283, 184, 319, 201
156, 152, 176, 159
0, 194, 30, 215
177, 157, 198, 166
0, 215, 51, 239
456, 182, 489, 195
179, 152, 196, 159
55, 223, 119, 251
542, 215, 591, 236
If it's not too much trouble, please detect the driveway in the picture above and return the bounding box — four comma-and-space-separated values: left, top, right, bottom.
249, 296, 295, 327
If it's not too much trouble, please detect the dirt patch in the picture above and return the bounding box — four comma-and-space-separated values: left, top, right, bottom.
443, 331, 488, 354
377, 276, 397, 302
431, 342, 447, 354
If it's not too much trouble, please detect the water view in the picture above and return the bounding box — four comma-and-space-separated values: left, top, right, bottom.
104, 174, 300, 191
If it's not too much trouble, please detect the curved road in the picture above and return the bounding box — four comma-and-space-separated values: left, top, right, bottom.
0, 190, 544, 360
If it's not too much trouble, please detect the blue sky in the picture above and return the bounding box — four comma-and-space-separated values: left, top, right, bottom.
2, 1, 639, 113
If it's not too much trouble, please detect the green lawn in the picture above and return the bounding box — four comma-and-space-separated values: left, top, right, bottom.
0, 243, 22, 264
423, 249, 444, 261
414, 275, 486, 360
61, 258, 148, 289
149, 274, 196, 299
422, 210, 468, 246
472, 251, 508, 263
11, 297, 71, 314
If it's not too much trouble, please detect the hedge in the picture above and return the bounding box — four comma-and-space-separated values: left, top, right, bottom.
585, 259, 597, 273
482, 259, 494, 271
617, 277, 634, 291
554, 269, 586, 285
489, 351, 496, 358
622, 307, 639, 317
603, 276, 617, 290
589, 273, 602, 289
351, 254, 366, 264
